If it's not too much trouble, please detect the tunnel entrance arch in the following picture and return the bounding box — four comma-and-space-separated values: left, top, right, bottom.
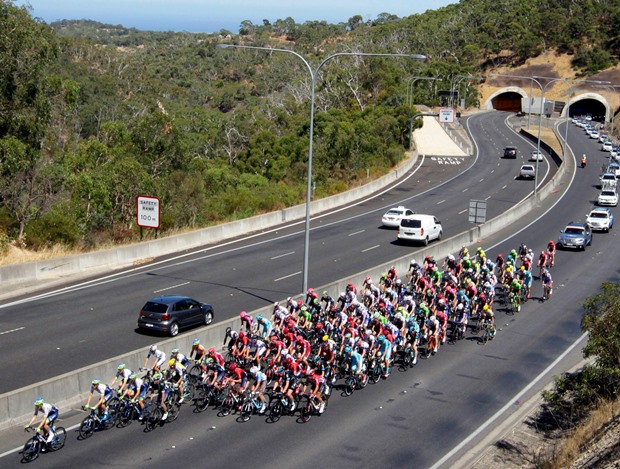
484, 87, 528, 112
562, 93, 608, 121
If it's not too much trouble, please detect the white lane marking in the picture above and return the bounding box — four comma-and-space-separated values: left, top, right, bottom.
490, 169, 495, 174
274, 271, 301, 282
362, 245, 380, 253
479, 178, 484, 182
0, 326, 25, 336
437, 200, 446, 205
458, 209, 467, 214
348, 230, 366, 237
484, 196, 491, 201
270, 251, 295, 260
502, 184, 507, 189
153, 282, 190, 293
429, 332, 588, 469
462, 188, 468, 192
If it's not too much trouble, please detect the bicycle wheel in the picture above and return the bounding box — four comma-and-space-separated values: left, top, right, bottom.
299, 397, 312, 423
167, 403, 181, 422
188, 364, 202, 382
220, 397, 233, 416
117, 403, 134, 427
49, 427, 66, 451
145, 407, 161, 432
269, 399, 283, 422
369, 364, 382, 384
22, 437, 40, 462
402, 347, 411, 367
195, 389, 212, 412
79, 416, 95, 439
343, 376, 355, 396
240, 400, 253, 422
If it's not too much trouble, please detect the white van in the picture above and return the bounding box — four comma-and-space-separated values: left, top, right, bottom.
397, 214, 443, 245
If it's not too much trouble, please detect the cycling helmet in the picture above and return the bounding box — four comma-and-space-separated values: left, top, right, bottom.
322, 335, 329, 342
193, 339, 200, 345
250, 366, 260, 375
377, 334, 386, 343
483, 304, 490, 312
429, 315, 436, 321
168, 359, 176, 367
34, 398, 44, 407
311, 291, 318, 299
307, 288, 314, 293
231, 331, 238, 339
457, 303, 464, 310
497, 253, 503, 258
208, 347, 215, 354
229, 363, 237, 371
117, 363, 126, 371
373, 312, 380, 319
285, 357, 293, 365
316, 322, 323, 330
395, 312, 403, 320
92, 379, 101, 386
171, 348, 179, 355
296, 334, 303, 342
256, 314, 263, 321
129, 372, 137, 380
149, 345, 157, 353
152, 372, 162, 381
239, 331, 245, 339
239, 311, 247, 318
344, 346, 353, 354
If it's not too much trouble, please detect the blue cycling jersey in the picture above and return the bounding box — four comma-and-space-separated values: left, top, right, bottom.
350, 351, 363, 371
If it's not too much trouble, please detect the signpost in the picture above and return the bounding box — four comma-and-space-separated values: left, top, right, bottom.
136, 195, 160, 239
439, 108, 455, 123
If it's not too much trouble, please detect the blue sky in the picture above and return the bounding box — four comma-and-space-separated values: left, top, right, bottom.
14, 0, 457, 33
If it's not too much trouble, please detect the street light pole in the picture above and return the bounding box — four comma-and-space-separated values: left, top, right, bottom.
217, 44, 425, 293
406, 76, 436, 108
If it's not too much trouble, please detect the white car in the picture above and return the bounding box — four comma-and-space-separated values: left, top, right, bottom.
602, 141, 613, 152
586, 207, 614, 232
598, 190, 618, 207
599, 133, 609, 143
381, 206, 415, 228
397, 214, 443, 245
530, 150, 544, 161
590, 130, 600, 139
519, 164, 536, 179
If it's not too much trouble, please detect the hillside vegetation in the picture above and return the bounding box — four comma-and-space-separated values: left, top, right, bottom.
0, 0, 618, 256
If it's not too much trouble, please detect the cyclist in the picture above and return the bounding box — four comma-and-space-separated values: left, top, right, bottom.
522, 266, 533, 300
481, 304, 496, 338
121, 372, 147, 420
239, 311, 254, 333
110, 363, 132, 394
25, 398, 58, 444
190, 339, 206, 361
374, 334, 393, 378
170, 347, 189, 368
405, 313, 420, 365
149, 372, 171, 421
537, 250, 548, 277
509, 277, 523, 312
546, 240, 556, 267
144, 345, 166, 372
256, 314, 273, 339
228, 363, 249, 393
304, 369, 326, 413
248, 366, 268, 414
205, 347, 226, 386
167, 358, 186, 403
83, 378, 114, 421
581, 153, 587, 167
541, 268, 553, 300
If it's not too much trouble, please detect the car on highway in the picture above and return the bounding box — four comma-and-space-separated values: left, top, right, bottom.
607, 162, 620, 177
518, 164, 536, 179
397, 214, 442, 245
381, 206, 415, 228
590, 130, 600, 140
503, 146, 517, 158
599, 133, 609, 143
597, 190, 618, 207
600, 172, 617, 191
530, 150, 544, 161
586, 207, 614, 232
137, 295, 214, 337
602, 141, 613, 152
558, 222, 592, 250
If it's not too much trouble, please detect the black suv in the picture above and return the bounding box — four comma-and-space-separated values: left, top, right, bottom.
137, 295, 214, 336
503, 146, 517, 158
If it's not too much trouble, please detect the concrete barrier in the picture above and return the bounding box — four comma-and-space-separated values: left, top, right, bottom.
0, 153, 419, 289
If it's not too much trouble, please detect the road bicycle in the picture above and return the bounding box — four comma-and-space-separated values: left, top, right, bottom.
478, 322, 496, 345
21, 425, 66, 462
343, 372, 369, 396
299, 393, 328, 423
79, 407, 115, 439
542, 283, 553, 301
116, 397, 143, 427
239, 391, 269, 422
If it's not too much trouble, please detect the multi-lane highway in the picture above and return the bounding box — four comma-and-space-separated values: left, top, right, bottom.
1, 113, 617, 468
0, 111, 552, 393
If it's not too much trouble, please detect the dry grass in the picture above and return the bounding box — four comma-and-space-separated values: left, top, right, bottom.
546, 397, 620, 469
0, 244, 78, 266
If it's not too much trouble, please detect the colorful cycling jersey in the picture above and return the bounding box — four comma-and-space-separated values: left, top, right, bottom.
127, 377, 144, 392
35, 402, 58, 420
258, 317, 273, 337
350, 351, 364, 372
209, 351, 225, 367
542, 272, 553, 285
523, 270, 533, 286
115, 368, 132, 383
